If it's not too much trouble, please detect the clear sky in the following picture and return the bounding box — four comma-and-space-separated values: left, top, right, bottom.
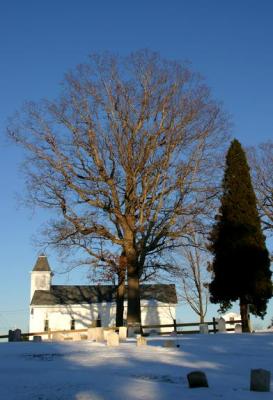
0, 0, 272, 333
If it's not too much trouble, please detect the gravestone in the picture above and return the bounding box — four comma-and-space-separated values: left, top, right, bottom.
94, 327, 104, 342
119, 327, 127, 341
52, 332, 63, 341
8, 330, 14, 342
250, 369, 271, 392
13, 329, 22, 342
107, 331, 120, 346
33, 336, 42, 342
163, 340, 176, 348
234, 324, 242, 333
217, 318, 226, 333
136, 336, 147, 346
199, 323, 209, 334
187, 371, 209, 388
103, 329, 112, 341
87, 327, 96, 340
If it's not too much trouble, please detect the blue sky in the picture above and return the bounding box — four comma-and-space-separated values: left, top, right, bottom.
0, 0, 272, 333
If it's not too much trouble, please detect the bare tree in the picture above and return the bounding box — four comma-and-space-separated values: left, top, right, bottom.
9, 50, 228, 325
248, 142, 273, 236
177, 231, 210, 323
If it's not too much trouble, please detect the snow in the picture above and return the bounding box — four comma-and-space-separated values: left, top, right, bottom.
0, 333, 272, 400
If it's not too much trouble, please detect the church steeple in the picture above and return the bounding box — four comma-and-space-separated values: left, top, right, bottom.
30, 254, 53, 301
32, 254, 51, 272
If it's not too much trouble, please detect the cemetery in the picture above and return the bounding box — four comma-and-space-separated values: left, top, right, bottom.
0, 328, 272, 400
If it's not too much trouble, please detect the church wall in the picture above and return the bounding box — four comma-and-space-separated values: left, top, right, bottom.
29, 301, 176, 333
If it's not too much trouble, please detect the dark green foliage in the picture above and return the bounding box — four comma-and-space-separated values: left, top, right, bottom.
209, 139, 272, 317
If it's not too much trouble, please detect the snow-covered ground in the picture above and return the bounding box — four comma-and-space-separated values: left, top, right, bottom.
0, 333, 272, 400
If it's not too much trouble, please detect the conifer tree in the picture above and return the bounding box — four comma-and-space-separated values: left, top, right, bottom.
209, 139, 272, 332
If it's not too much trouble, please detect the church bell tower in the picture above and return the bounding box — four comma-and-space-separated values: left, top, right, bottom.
30, 254, 53, 301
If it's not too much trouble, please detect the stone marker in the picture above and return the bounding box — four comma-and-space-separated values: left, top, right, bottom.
13, 329, 22, 342
103, 329, 112, 341
187, 371, 209, 388
94, 327, 104, 342
33, 336, 42, 342
119, 327, 127, 341
163, 340, 176, 348
52, 332, 63, 341
250, 369, 271, 392
136, 336, 147, 346
217, 318, 226, 333
8, 330, 14, 342
107, 331, 119, 346
87, 327, 96, 340
199, 323, 209, 334
234, 324, 242, 333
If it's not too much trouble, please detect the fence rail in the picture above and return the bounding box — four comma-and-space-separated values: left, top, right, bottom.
0, 318, 242, 340
140, 318, 242, 335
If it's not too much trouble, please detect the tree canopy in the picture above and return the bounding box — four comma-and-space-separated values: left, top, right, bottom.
209, 139, 272, 330
9, 50, 228, 324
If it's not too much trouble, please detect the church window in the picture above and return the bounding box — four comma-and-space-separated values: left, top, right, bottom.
71, 319, 75, 330
44, 319, 49, 332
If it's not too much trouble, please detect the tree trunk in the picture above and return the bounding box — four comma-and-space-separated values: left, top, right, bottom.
240, 298, 251, 333
126, 252, 141, 325
115, 253, 126, 327
198, 288, 205, 324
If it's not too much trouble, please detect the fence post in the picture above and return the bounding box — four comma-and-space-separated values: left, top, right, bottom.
212, 317, 217, 334
174, 319, 177, 333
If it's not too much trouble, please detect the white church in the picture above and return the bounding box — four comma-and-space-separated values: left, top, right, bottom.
29, 255, 177, 333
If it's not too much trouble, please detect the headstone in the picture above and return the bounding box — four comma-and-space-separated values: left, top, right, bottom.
103, 329, 112, 341
199, 323, 209, 334
136, 336, 147, 346
163, 340, 176, 348
33, 336, 42, 342
80, 334, 88, 340
94, 327, 104, 342
119, 327, 127, 341
87, 327, 96, 340
107, 331, 120, 346
187, 371, 209, 388
13, 329, 22, 342
170, 331, 177, 337
52, 332, 63, 341
234, 324, 242, 333
250, 369, 271, 392
217, 318, 226, 333
8, 330, 14, 342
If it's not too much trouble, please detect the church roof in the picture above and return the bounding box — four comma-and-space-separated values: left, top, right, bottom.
30, 284, 177, 305
33, 255, 51, 272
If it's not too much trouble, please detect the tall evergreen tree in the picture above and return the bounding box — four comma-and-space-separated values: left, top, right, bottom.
209, 139, 272, 332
